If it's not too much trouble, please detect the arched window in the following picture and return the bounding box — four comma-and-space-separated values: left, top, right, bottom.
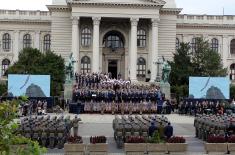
211, 38, 219, 52
23, 34, 31, 48
191, 37, 199, 53
2, 33, 11, 51
81, 56, 91, 74
137, 57, 146, 77
176, 38, 180, 50
43, 34, 51, 51
2, 59, 10, 76
103, 31, 124, 49
231, 39, 235, 55
81, 28, 91, 46
137, 29, 146, 47
230, 63, 235, 80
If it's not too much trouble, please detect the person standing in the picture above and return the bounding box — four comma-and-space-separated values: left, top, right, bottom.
73, 115, 80, 136
149, 122, 157, 137
158, 122, 165, 139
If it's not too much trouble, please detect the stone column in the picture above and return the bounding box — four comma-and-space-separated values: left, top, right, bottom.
34, 31, 40, 50
72, 17, 80, 72
129, 18, 138, 82
150, 18, 159, 82
13, 30, 19, 62
92, 17, 101, 73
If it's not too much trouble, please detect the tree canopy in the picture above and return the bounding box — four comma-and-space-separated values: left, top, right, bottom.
8, 48, 65, 96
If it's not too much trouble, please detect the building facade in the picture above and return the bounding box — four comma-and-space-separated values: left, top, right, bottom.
0, 0, 235, 81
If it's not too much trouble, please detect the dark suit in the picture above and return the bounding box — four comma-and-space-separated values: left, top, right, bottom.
149, 124, 157, 137
164, 124, 173, 139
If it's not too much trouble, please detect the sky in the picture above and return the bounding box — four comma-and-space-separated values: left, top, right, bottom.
0, 0, 235, 15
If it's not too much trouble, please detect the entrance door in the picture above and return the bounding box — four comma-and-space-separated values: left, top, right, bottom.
108, 60, 118, 79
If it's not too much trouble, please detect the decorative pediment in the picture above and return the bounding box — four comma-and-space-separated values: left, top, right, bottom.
67, 0, 166, 7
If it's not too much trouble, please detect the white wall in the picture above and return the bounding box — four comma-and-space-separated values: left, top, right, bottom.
51, 11, 72, 59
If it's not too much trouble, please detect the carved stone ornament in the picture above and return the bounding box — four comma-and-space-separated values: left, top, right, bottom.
71, 16, 79, 25
151, 18, 160, 27
92, 17, 101, 25
130, 18, 139, 26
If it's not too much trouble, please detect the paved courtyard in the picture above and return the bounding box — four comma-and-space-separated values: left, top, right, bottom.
46, 114, 207, 155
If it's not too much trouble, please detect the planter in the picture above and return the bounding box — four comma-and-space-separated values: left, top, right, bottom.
64, 143, 86, 155
147, 143, 167, 155
228, 143, 235, 153
167, 143, 187, 153
204, 143, 227, 154
124, 143, 147, 155
87, 143, 108, 155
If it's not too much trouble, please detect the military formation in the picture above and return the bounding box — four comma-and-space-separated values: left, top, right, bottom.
194, 114, 235, 141
18, 115, 81, 149
73, 72, 164, 114
112, 115, 169, 148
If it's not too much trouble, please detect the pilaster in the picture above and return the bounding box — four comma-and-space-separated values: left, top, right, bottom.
34, 31, 40, 50
13, 30, 19, 62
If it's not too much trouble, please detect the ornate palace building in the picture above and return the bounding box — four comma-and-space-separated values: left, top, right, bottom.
0, 0, 235, 81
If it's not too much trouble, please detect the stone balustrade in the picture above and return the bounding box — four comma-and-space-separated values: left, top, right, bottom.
177, 14, 235, 25
0, 9, 51, 21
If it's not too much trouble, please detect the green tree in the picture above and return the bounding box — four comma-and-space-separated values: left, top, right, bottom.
230, 85, 235, 99
0, 83, 7, 96
7, 48, 65, 96
169, 42, 193, 86
192, 38, 227, 76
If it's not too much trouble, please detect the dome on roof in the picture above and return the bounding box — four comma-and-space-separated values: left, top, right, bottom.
163, 0, 176, 8
52, 0, 67, 5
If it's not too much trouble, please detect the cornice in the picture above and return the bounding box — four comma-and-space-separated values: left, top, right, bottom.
67, 0, 165, 8
160, 8, 182, 15
0, 19, 51, 25
177, 23, 235, 29
47, 5, 71, 12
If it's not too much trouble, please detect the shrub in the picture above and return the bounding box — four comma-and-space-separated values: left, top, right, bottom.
0, 99, 46, 155
148, 131, 165, 143
126, 136, 146, 143
67, 136, 83, 144
90, 136, 106, 144
207, 135, 226, 143
167, 136, 186, 143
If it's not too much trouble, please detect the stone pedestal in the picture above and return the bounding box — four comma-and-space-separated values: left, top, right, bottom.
160, 82, 171, 99
64, 83, 73, 100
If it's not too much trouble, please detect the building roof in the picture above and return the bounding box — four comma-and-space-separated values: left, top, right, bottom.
52, 0, 176, 8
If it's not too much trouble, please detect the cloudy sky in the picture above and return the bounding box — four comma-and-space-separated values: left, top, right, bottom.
0, 0, 235, 15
